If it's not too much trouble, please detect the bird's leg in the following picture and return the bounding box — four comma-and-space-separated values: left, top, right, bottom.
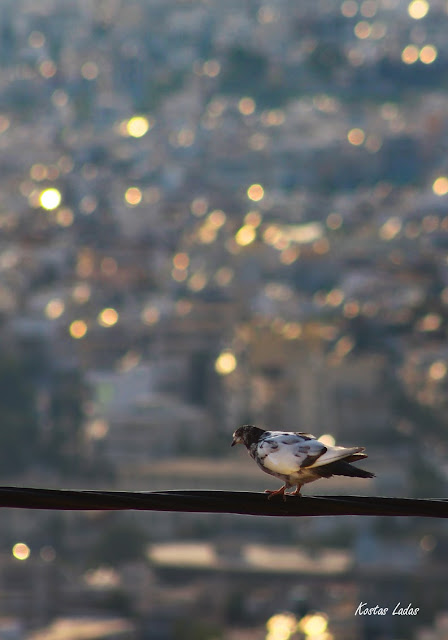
290, 485, 303, 497
265, 485, 287, 500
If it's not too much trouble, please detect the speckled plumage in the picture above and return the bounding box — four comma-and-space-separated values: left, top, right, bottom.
231, 425, 374, 498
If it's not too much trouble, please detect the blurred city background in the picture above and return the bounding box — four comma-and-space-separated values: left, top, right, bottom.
1, 0, 448, 638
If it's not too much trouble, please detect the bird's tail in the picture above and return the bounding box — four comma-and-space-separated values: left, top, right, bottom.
315, 460, 375, 479
311, 445, 367, 468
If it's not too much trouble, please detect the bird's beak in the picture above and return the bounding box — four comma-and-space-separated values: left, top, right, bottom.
231, 438, 236, 447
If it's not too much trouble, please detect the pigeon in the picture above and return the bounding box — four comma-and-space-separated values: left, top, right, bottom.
231, 425, 374, 498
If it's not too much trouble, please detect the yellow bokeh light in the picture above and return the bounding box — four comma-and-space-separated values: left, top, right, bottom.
235, 225, 256, 246
429, 361, 447, 381
198, 225, 217, 244
203, 59, 221, 77
354, 20, 371, 39
13, 543, 30, 561
69, 320, 87, 339
365, 134, 382, 153
176, 299, 192, 316
141, 305, 160, 326
261, 109, 285, 126
319, 434, 336, 446
247, 183, 264, 202
39, 60, 57, 78
266, 613, 297, 640
379, 216, 402, 240
401, 45, 419, 64
190, 197, 208, 217
29, 31, 45, 48
326, 288, 344, 306
419, 45, 437, 64
299, 613, 328, 636
326, 212, 343, 230
173, 127, 195, 147
80, 195, 98, 214
419, 313, 441, 332
341, 0, 358, 18
422, 215, 439, 233
188, 272, 207, 292
347, 128, 365, 146
30, 163, 47, 181
245, 210, 262, 227
215, 351, 237, 375
343, 301, 360, 319
282, 322, 302, 340
0, 115, 10, 134
52, 89, 68, 107
125, 187, 142, 206
239, 97, 256, 115
86, 418, 109, 440
98, 308, 119, 327
215, 266, 234, 286
40, 188, 62, 210
249, 133, 268, 150
280, 247, 300, 265
207, 209, 227, 228
172, 268, 188, 282
72, 282, 91, 304
76, 249, 94, 278
45, 299, 65, 320
56, 207, 74, 227
173, 252, 190, 270
361, 0, 377, 18
313, 238, 330, 254
81, 61, 99, 80
433, 176, 448, 196
408, 0, 429, 19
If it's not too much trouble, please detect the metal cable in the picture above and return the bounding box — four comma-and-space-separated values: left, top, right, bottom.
0, 487, 447, 517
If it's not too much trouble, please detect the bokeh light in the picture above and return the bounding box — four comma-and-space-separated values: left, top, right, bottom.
401, 45, 419, 64
235, 225, 256, 246
124, 187, 142, 206
420, 45, 437, 64
239, 97, 256, 115
141, 305, 160, 326
45, 299, 65, 320
126, 116, 151, 137
319, 434, 336, 446
215, 351, 237, 375
433, 176, 448, 196
299, 612, 328, 636
341, 0, 358, 18
266, 612, 297, 640
408, 0, 429, 19
173, 253, 190, 270
81, 61, 98, 80
12, 543, 30, 561
247, 184, 264, 202
429, 361, 447, 381
98, 308, 119, 327
40, 188, 62, 210
347, 128, 365, 146
69, 320, 88, 339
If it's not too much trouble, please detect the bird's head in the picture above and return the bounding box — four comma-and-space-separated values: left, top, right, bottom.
231, 424, 265, 448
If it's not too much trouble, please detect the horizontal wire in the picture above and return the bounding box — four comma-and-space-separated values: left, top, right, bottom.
0, 487, 447, 517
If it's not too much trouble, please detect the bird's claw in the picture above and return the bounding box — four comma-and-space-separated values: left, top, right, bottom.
264, 487, 287, 501
264, 486, 303, 501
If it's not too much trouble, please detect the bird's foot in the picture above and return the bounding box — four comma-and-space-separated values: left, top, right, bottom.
265, 486, 287, 501
290, 485, 303, 497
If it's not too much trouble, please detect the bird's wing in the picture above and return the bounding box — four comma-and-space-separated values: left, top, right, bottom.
257, 432, 327, 474
308, 444, 366, 468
